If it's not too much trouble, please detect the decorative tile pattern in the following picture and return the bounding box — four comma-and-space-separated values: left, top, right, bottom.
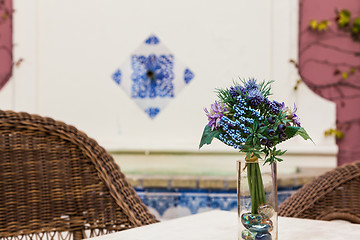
112, 69, 122, 85
184, 68, 194, 84
131, 54, 174, 99
136, 188, 297, 220
112, 34, 194, 118
145, 107, 161, 119
145, 35, 160, 45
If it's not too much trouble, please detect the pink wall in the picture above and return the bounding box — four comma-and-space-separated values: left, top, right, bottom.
0, 0, 12, 90
299, 0, 360, 165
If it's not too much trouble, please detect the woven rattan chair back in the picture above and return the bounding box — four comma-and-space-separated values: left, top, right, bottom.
279, 161, 360, 223
0, 110, 158, 240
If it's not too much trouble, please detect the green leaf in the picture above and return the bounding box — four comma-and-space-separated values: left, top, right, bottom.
256, 133, 264, 139
253, 121, 258, 131
297, 127, 314, 143
309, 19, 318, 30
278, 150, 287, 156
285, 126, 314, 143
342, 72, 348, 80
199, 125, 220, 149
317, 20, 330, 31
258, 127, 266, 134
246, 136, 253, 145
252, 137, 257, 146
353, 17, 360, 29
284, 126, 301, 139
338, 9, 350, 28
274, 149, 281, 155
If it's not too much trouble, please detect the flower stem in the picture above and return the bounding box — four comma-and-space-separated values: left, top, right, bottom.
247, 162, 266, 214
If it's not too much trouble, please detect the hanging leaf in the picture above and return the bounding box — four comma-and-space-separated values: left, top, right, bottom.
284, 126, 300, 139
297, 127, 314, 142
285, 126, 313, 143
199, 125, 221, 149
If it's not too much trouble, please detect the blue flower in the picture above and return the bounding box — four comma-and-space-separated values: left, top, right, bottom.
244, 78, 259, 92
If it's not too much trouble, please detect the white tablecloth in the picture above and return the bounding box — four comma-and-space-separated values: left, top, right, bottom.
89, 210, 360, 240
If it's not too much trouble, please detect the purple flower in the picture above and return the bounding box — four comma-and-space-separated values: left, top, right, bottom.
204, 101, 228, 130
264, 98, 272, 105
229, 85, 245, 98
269, 100, 281, 114
273, 101, 284, 109
248, 89, 264, 106
278, 102, 286, 111
292, 113, 301, 127
285, 103, 301, 127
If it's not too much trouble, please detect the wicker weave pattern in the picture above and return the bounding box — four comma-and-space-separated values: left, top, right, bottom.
0, 110, 158, 239
279, 161, 360, 223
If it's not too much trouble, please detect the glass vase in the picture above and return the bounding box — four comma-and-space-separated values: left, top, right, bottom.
237, 159, 278, 240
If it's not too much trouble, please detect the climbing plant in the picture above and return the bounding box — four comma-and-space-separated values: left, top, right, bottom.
292, 7, 360, 142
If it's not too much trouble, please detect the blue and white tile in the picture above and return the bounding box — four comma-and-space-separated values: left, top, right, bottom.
112, 34, 194, 119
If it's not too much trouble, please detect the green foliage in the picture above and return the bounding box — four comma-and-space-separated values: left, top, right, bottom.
324, 128, 344, 139
285, 126, 313, 142
297, 127, 313, 142
199, 125, 220, 149
337, 9, 351, 28
335, 9, 360, 42
309, 19, 331, 31
352, 17, 360, 34
216, 87, 237, 110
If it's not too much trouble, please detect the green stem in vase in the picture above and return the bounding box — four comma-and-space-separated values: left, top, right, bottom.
256, 163, 267, 204
247, 165, 256, 214
248, 162, 266, 214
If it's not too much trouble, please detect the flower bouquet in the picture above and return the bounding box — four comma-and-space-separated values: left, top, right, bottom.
199, 78, 312, 240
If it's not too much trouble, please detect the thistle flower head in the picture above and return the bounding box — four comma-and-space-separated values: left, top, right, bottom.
229, 85, 245, 98
244, 78, 259, 92
248, 89, 264, 106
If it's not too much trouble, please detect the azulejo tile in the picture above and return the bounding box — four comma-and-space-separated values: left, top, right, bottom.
136, 188, 297, 220
112, 34, 194, 119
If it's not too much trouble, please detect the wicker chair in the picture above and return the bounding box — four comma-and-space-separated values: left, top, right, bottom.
0, 110, 158, 240
279, 161, 360, 223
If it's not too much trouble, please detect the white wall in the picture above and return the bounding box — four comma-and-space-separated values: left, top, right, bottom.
2, 0, 336, 164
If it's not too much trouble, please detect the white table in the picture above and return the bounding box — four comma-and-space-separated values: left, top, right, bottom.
89, 210, 360, 240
